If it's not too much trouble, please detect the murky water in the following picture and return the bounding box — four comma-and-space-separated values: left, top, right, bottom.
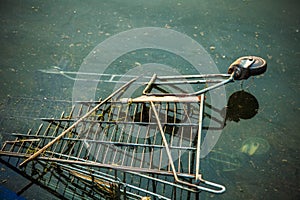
0, 0, 299, 199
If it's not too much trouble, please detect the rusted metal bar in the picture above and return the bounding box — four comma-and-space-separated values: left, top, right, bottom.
143, 73, 157, 94
120, 95, 200, 103
19, 77, 138, 167
195, 94, 204, 181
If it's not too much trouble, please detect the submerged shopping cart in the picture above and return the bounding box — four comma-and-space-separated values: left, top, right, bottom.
0, 56, 266, 199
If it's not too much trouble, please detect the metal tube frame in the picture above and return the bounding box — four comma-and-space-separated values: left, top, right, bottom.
0, 70, 236, 198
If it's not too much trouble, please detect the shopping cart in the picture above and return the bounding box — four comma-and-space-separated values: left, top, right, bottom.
0, 56, 266, 199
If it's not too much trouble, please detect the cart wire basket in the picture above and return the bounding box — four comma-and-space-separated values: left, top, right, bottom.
0, 56, 267, 200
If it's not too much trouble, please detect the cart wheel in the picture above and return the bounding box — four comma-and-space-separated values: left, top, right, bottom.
228, 56, 267, 80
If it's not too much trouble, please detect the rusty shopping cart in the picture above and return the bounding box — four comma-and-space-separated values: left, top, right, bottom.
0, 56, 267, 199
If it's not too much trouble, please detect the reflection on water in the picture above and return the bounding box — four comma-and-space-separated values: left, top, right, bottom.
50, 52, 74, 71
0, 0, 299, 199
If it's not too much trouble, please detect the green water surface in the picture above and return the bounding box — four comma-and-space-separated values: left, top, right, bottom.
0, 0, 299, 199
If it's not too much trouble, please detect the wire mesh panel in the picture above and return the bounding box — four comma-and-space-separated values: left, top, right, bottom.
0, 56, 268, 199
0, 96, 225, 198
0, 156, 126, 200
0, 76, 229, 199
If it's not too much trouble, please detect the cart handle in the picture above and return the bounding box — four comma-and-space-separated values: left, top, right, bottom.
195, 175, 226, 194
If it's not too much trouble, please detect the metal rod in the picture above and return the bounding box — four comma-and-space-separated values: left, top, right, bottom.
191, 73, 234, 96
147, 72, 235, 96
153, 79, 225, 85
121, 95, 200, 103
19, 77, 138, 167
39, 68, 230, 81
149, 99, 226, 193
143, 73, 157, 94
150, 101, 179, 181
157, 74, 231, 79
195, 94, 204, 181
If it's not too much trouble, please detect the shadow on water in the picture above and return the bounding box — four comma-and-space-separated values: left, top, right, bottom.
225, 90, 259, 123
200, 85, 299, 199
199, 90, 275, 199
